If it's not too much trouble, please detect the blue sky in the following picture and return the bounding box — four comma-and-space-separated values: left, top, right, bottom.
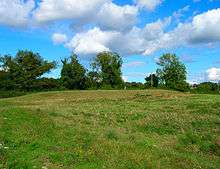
0, 0, 220, 83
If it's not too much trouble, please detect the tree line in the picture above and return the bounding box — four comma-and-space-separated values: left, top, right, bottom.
0, 51, 124, 91
0, 50, 219, 95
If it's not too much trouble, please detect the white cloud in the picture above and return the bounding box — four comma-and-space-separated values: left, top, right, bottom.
65, 8, 220, 57
96, 2, 138, 31
189, 8, 220, 43
34, 0, 109, 23
2, 0, 219, 59
135, 0, 163, 10
0, 0, 35, 27
52, 33, 68, 45
65, 26, 146, 56
142, 8, 220, 55
34, 0, 138, 32
206, 67, 220, 81
66, 27, 119, 55
65, 17, 171, 56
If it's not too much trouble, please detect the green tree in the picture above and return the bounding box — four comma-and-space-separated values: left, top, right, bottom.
0, 50, 56, 90
0, 70, 9, 89
156, 53, 189, 91
61, 54, 87, 89
145, 74, 159, 88
194, 82, 219, 94
86, 71, 101, 89
92, 51, 124, 88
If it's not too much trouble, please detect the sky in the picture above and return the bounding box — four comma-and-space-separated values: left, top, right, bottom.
0, 0, 220, 83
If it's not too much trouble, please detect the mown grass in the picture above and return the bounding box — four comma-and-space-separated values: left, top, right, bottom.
0, 90, 220, 169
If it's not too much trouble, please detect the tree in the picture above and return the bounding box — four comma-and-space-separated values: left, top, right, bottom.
86, 71, 101, 89
61, 54, 87, 89
32, 78, 61, 91
0, 70, 9, 89
193, 82, 219, 94
125, 82, 145, 90
145, 74, 159, 88
156, 53, 189, 91
92, 51, 124, 88
0, 50, 56, 90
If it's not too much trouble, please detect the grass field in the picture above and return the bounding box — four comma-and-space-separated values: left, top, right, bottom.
0, 90, 220, 169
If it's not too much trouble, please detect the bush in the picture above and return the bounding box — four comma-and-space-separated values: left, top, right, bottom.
32, 78, 61, 91
173, 82, 190, 92
192, 82, 219, 94
0, 91, 27, 99
125, 82, 145, 90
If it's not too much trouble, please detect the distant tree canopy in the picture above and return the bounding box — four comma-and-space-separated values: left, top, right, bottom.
125, 82, 145, 90
3, 50, 218, 94
0, 50, 56, 90
193, 82, 219, 94
61, 54, 87, 89
92, 51, 124, 88
145, 74, 159, 88
156, 53, 189, 91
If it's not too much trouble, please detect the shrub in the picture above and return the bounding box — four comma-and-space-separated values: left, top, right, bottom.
192, 82, 219, 94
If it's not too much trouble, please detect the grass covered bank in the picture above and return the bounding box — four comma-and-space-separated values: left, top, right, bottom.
0, 90, 220, 168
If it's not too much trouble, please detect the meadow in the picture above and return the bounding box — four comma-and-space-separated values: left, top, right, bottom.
0, 90, 220, 169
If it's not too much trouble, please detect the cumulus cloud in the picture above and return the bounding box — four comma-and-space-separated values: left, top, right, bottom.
206, 67, 220, 81
97, 2, 138, 31
52, 33, 68, 45
66, 27, 119, 55
142, 8, 220, 55
135, 0, 163, 10
66, 17, 170, 56
189, 8, 220, 43
34, 0, 138, 32
64, 7, 220, 57
34, 0, 109, 23
0, 0, 35, 27
1, 0, 220, 59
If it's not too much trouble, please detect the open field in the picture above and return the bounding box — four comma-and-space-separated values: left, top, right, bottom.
0, 90, 220, 169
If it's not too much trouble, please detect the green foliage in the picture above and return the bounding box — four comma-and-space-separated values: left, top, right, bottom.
92, 51, 124, 88
145, 74, 159, 88
174, 82, 190, 92
32, 78, 61, 91
1, 50, 219, 94
0, 50, 56, 91
192, 82, 219, 94
0, 91, 27, 99
86, 71, 101, 89
156, 53, 188, 91
0, 71, 10, 89
61, 54, 87, 89
125, 82, 145, 90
